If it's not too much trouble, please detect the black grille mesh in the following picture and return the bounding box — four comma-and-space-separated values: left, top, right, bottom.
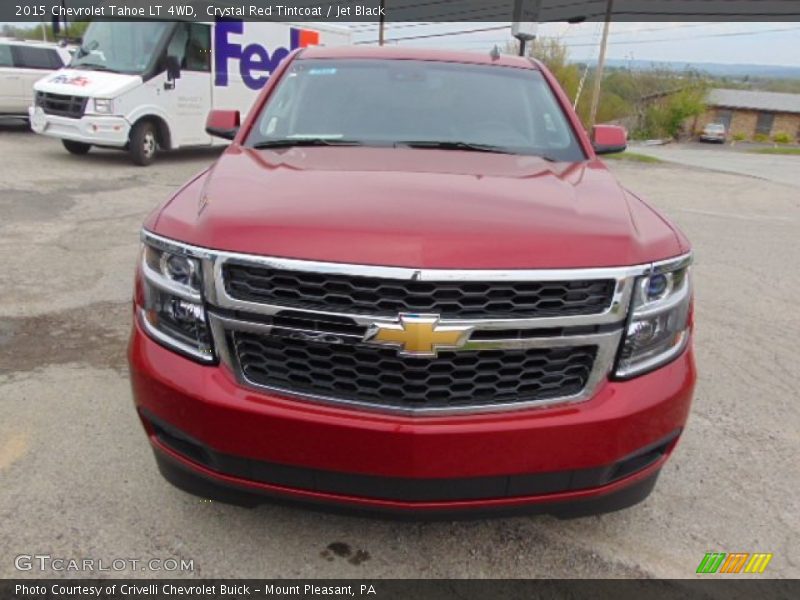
35, 92, 87, 119
233, 332, 597, 410
223, 263, 615, 319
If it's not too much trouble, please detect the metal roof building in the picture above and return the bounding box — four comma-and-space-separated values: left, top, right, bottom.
707, 89, 800, 115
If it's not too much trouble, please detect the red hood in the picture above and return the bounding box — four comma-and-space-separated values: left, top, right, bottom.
149, 146, 683, 269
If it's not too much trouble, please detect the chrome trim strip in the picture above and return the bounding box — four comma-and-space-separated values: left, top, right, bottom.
212, 248, 651, 282
209, 270, 635, 329
652, 253, 693, 274
209, 312, 619, 352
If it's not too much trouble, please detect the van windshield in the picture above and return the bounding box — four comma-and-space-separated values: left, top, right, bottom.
71, 22, 173, 75
247, 59, 585, 162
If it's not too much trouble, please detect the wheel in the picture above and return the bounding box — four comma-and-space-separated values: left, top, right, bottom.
62, 139, 91, 155
129, 121, 158, 166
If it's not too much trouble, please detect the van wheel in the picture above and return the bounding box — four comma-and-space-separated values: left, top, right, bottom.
129, 121, 158, 166
62, 140, 91, 155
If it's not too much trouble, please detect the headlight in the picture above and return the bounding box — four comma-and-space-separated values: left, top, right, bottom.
139, 238, 214, 362
615, 255, 692, 378
93, 98, 114, 114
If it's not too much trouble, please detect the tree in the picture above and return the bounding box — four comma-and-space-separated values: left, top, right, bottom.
505, 37, 632, 126
637, 85, 708, 139
1, 21, 89, 42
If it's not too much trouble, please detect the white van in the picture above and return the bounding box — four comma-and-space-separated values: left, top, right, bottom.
29, 21, 351, 164
0, 39, 71, 118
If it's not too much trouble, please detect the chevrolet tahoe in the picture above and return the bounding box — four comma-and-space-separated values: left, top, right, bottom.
128, 46, 695, 517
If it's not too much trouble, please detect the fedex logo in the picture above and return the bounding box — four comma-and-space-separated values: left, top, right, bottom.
215, 21, 319, 90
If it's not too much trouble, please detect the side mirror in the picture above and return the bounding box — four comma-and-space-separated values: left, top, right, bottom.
206, 109, 240, 140
165, 55, 181, 81
592, 124, 627, 155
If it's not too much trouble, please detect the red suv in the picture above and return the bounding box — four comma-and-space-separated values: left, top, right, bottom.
128, 47, 695, 517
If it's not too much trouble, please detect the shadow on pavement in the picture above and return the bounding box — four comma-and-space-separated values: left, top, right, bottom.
0, 122, 225, 166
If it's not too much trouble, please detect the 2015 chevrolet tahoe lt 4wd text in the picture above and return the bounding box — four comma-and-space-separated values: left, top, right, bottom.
128, 46, 695, 517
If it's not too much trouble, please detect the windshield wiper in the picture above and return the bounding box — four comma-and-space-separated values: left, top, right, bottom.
251, 138, 367, 149
396, 140, 561, 161
396, 140, 514, 154
72, 63, 121, 73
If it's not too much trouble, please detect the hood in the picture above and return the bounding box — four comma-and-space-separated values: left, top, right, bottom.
34, 68, 141, 98
150, 146, 683, 269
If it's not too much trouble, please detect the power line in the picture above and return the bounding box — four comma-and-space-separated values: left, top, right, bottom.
553, 21, 733, 40
352, 21, 800, 48
354, 24, 511, 44
564, 24, 800, 47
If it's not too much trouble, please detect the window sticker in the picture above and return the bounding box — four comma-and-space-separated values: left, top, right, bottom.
308, 67, 337, 76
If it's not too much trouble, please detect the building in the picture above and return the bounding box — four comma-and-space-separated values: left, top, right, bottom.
699, 88, 800, 142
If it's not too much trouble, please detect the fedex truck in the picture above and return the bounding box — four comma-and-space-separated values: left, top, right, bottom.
29, 20, 351, 165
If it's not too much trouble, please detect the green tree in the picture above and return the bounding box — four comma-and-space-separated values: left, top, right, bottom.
637, 86, 707, 139
1, 21, 89, 42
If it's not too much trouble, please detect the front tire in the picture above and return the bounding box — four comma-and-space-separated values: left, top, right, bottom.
62, 140, 91, 155
129, 121, 158, 166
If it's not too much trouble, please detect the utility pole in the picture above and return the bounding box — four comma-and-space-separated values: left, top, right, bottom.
588, 0, 614, 129
378, 0, 386, 46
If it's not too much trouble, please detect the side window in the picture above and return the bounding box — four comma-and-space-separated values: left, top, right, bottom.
185, 24, 211, 72
166, 24, 189, 67
167, 23, 211, 72
0, 44, 13, 67
12, 46, 56, 69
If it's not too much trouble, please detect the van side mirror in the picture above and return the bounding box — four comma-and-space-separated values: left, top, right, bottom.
206, 109, 240, 140
592, 125, 627, 155
165, 55, 181, 81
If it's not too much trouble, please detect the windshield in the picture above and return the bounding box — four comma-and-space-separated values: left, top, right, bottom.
247, 59, 585, 161
71, 21, 173, 75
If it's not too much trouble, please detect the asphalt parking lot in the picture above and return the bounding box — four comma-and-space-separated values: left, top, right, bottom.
1, 130, 798, 579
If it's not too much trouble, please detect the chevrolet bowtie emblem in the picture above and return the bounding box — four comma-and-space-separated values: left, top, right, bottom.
365, 314, 473, 357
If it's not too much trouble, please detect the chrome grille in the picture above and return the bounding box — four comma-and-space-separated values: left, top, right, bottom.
222, 262, 615, 318
233, 331, 597, 411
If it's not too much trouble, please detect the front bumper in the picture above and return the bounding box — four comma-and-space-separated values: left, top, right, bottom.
28, 106, 130, 147
128, 317, 695, 516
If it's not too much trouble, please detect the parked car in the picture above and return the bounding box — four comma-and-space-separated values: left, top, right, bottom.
128, 47, 695, 517
0, 38, 70, 118
29, 21, 350, 164
700, 122, 727, 143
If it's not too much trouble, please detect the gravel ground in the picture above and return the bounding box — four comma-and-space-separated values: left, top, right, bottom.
1, 128, 798, 579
